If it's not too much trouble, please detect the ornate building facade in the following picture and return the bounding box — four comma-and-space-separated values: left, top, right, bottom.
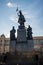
0, 34, 10, 53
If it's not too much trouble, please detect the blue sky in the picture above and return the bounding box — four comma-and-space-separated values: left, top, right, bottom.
0, 0, 43, 37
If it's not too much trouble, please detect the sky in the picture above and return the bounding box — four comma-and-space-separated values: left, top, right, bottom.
0, 0, 43, 38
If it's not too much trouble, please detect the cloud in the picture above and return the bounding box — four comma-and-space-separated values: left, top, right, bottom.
22, 11, 28, 15
9, 16, 18, 22
25, 15, 33, 19
6, 33, 10, 38
6, 2, 17, 8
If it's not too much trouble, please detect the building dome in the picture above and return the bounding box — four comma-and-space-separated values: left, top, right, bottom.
1, 34, 5, 38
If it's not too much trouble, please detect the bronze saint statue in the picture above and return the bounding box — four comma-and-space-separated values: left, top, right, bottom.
27, 25, 33, 40
10, 26, 16, 40
16, 8, 25, 26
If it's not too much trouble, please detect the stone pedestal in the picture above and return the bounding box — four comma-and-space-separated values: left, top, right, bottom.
17, 25, 27, 42
28, 40, 34, 51
10, 41, 16, 53
16, 42, 28, 52
16, 40, 34, 52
